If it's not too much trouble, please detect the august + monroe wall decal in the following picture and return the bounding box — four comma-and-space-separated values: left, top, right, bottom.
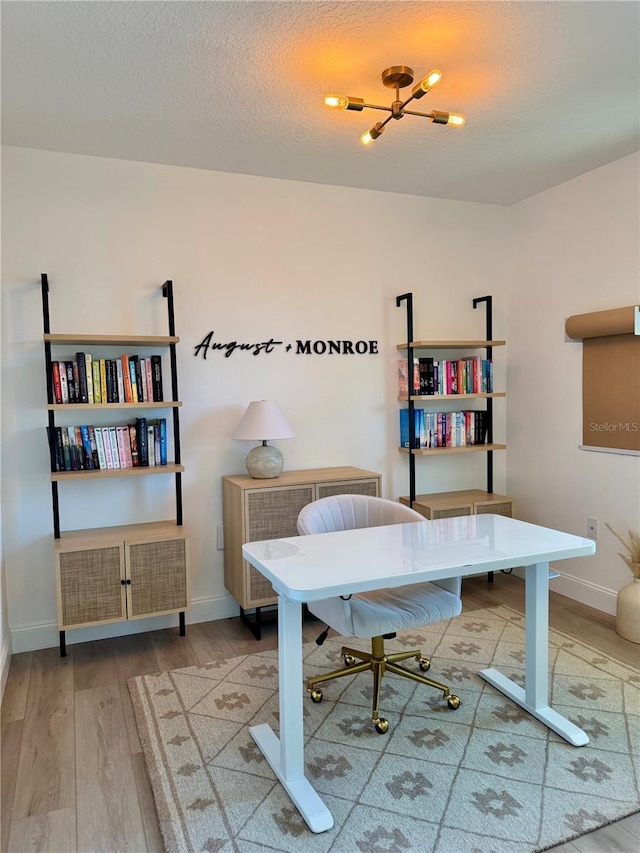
194, 331, 379, 359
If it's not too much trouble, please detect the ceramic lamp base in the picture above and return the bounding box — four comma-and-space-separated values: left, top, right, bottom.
246, 443, 284, 479
616, 578, 640, 643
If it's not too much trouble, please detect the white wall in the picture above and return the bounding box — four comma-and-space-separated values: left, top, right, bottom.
508, 152, 640, 613
1, 146, 509, 652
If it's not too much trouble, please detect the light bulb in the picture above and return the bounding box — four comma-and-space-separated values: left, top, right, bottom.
411, 69, 442, 99
360, 123, 384, 145
431, 110, 466, 127
325, 94, 349, 109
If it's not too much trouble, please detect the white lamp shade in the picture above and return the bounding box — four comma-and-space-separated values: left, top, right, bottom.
232, 400, 295, 441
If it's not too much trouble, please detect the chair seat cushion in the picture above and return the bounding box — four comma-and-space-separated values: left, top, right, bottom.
308, 582, 462, 639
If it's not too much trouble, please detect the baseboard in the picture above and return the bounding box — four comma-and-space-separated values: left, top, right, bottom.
9, 593, 240, 654
0, 632, 11, 702
509, 565, 617, 616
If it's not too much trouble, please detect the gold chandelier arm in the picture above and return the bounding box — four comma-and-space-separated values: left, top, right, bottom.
360, 103, 393, 113
403, 109, 436, 118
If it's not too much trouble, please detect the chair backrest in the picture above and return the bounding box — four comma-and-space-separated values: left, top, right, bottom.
297, 493, 424, 536
297, 493, 461, 597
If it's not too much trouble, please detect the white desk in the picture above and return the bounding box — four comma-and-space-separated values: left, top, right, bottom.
242, 513, 595, 834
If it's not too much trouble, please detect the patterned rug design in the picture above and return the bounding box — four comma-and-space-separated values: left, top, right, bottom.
128, 605, 640, 852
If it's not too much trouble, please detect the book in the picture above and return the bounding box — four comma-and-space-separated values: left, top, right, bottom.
108, 426, 120, 469
101, 427, 114, 468
68, 426, 80, 470
85, 355, 94, 404
134, 357, 144, 403
80, 425, 95, 469
51, 361, 62, 404
76, 352, 89, 403
58, 361, 69, 403
105, 359, 114, 403
128, 423, 139, 467
87, 425, 100, 468
116, 358, 125, 405
116, 425, 130, 467
109, 359, 119, 402
136, 416, 148, 466
151, 355, 163, 401
94, 426, 107, 469
399, 408, 425, 448
92, 359, 102, 404
99, 359, 108, 404
157, 417, 167, 465
147, 423, 156, 466
398, 358, 420, 396
129, 357, 139, 403
122, 355, 133, 402
61, 427, 72, 470
65, 361, 76, 403
144, 358, 154, 403
46, 426, 62, 471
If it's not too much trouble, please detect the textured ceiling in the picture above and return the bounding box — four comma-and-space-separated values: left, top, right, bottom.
2, 1, 639, 205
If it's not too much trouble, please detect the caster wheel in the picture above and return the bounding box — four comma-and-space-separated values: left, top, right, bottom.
374, 717, 389, 734
343, 654, 356, 667
310, 689, 323, 703
447, 694, 461, 710
418, 657, 431, 672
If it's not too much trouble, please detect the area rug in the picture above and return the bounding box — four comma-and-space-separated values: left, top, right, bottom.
128, 604, 640, 853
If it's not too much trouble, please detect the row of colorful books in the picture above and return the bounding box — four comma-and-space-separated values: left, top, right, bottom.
398, 357, 493, 396
400, 409, 488, 448
51, 353, 164, 404
47, 417, 167, 472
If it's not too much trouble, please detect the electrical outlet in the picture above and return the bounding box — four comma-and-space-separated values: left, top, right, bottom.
216, 523, 224, 550
587, 517, 598, 539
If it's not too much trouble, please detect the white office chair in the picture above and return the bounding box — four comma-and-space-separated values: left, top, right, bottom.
297, 494, 463, 733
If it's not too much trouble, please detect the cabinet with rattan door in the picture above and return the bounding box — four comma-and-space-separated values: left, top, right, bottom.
56, 521, 189, 630
222, 466, 381, 638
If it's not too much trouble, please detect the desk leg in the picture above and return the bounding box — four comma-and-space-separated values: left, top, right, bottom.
479, 562, 589, 746
249, 596, 334, 833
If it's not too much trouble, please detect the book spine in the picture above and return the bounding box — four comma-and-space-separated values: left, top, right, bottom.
54, 426, 65, 470
104, 359, 113, 404
61, 427, 72, 470
101, 427, 114, 468
145, 358, 154, 403
80, 425, 95, 469
76, 353, 88, 403
58, 362, 69, 404
116, 358, 125, 405
94, 426, 107, 469
99, 359, 108, 404
108, 427, 120, 468
128, 423, 139, 467
147, 423, 155, 466
122, 355, 133, 402
116, 425, 130, 467
158, 418, 167, 465
136, 417, 148, 466
134, 357, 144, 403
120, 425, 133, 468
51, 361, 63, 404
92, 359, 102, 404
65, 361, 76, 403
129, 357, 139, 403
85, 355, 94, 404
151, 355, 163, 401
110, 360, 119, 402
68, 426, 80, 470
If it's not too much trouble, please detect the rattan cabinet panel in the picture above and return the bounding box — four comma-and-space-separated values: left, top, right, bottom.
222, 467, 381, 612
127, 536, 189, 618
57, 545, 125, 628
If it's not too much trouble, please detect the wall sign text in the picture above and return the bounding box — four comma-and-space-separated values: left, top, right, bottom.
194, 331, 379, 359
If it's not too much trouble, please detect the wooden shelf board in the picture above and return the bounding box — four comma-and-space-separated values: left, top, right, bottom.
54, 520, 187, 550
47, 401, 181, 410
44, 333, 179, 347
397, 392, 506, 401
399, 444, 507, 456
397, 340, 506, 350
51, 463, 184, 481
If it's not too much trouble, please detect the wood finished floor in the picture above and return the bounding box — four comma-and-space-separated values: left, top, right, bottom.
2, 573, 639, 852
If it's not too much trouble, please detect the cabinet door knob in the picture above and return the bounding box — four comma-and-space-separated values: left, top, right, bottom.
121, 579, 132, 585
121, 579, 126, 585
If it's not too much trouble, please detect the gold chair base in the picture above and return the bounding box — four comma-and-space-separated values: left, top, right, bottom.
306, 635, 460, 732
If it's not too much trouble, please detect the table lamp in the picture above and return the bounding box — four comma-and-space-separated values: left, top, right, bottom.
232, 400, 295, 479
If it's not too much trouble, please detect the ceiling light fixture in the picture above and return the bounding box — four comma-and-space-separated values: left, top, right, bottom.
325, 65, 466, 146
